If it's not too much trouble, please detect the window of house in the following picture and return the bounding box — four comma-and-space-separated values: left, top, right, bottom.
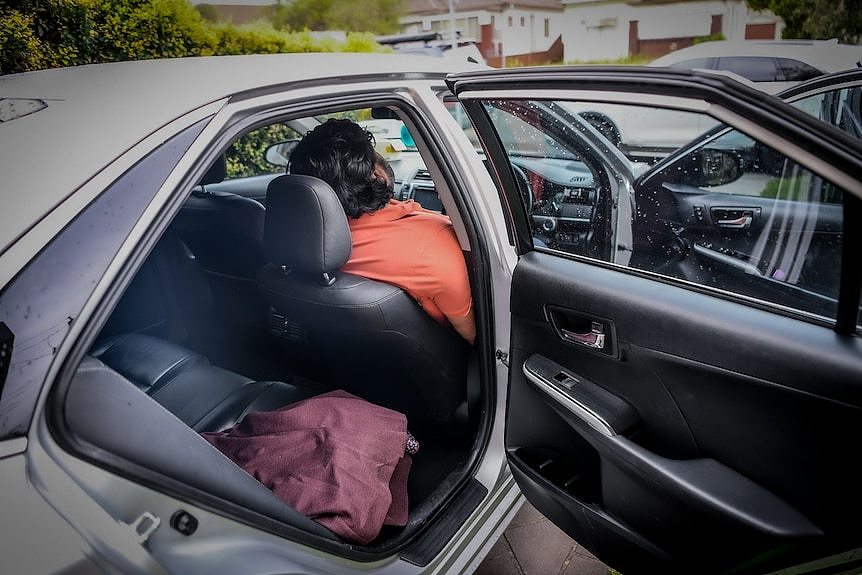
545, 18, 550, 38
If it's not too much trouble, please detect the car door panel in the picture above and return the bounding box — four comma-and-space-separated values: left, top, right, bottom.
450, 67, 862, 574
507, 251, 862, 573
662, 185, 843, 297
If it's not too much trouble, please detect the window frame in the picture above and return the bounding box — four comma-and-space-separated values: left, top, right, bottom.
42, 81, 502, 562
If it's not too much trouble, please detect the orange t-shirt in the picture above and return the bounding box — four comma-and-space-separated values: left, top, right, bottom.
342, 199, 472, 326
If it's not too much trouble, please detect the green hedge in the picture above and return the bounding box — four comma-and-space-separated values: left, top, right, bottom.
0, 0, 385, 75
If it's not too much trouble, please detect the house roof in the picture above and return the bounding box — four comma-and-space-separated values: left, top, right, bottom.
407, 0, 563, 17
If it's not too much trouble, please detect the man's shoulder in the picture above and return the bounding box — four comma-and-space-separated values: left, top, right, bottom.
397, 201, 452, 226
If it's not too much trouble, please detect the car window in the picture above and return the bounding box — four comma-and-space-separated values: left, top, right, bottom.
225, 123, 302, 179
0, 118, 208, 439
776, 58, 823, 82
791, 85, 862, 141
257, 108, 444, 213
668, 58, 714, 71
717, 57, 781, 82
478, 99, 847, 322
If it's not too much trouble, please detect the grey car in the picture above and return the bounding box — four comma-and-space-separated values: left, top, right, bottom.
1, 54, 861, 575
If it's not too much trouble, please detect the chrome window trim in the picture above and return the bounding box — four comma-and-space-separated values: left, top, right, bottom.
523, 361, 616, 437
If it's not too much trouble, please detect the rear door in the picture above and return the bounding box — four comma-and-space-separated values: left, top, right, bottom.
449, 68, 862, 575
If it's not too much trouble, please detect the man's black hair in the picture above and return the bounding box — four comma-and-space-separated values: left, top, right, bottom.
290, 119, 393, 218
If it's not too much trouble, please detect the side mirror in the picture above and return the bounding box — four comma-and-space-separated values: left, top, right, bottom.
697, 148, 743, 187
264, 139, 300, 168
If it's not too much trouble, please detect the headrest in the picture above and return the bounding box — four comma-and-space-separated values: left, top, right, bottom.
264, 175, 351, 275
199, 155, 226, 186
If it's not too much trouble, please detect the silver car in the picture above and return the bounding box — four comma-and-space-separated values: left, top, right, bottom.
2, 54, 861, 575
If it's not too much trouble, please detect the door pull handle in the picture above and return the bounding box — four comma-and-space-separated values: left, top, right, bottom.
560, 322, 605, 350
716, 215, 752, 229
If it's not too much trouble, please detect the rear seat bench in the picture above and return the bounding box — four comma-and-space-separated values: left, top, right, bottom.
64, 333, 337, 539
89, 333, 317, 432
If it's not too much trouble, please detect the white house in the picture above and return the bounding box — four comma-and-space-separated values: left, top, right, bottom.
561, 0, 784, 62
400, 0, 566, 66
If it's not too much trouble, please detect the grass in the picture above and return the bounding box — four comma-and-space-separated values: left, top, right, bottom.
760, 176, 811, 201
503, 54, 654, 68
565, 54, 654, 66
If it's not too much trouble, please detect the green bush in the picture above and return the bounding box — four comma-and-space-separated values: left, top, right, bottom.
90, 0, 217, 61
268, 0, 403, 35
693, 32, 726, 44
226, 123, 299, 179
212, 23, 381, 56
0, 0, 386, 75
1, 0, 97, 73
0, 10, 45, 74
566, 54, 654, 66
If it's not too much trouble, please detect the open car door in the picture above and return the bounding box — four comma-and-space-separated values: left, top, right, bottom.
448, 68, 862, 575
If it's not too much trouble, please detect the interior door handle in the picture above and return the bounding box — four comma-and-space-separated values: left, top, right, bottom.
711, 207, 759, 229
716, 215, 752, 229
560, 322, 605, 350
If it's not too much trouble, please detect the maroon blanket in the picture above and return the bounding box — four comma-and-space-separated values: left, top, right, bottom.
202, 390, 412, 544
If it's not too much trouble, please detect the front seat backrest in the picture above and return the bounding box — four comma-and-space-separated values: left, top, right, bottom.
257, 174, 468, 422
173, 155, 267, 279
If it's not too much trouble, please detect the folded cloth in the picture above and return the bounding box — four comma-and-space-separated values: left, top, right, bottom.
202, 390, 414, 544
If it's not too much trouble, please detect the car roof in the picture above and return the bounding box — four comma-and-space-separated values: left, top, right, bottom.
0, 53, 479, 257
650, 39, 862, 73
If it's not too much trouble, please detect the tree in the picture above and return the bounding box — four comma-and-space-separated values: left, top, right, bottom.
270, 0, 404, 34
747, 0, 862, 43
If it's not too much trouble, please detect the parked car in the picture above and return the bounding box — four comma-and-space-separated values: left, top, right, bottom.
2, 54, 862, 575
650, 39, 862, 93
564, 39, 862, 161
571, 39, 862, 159
376, 30, 487, 65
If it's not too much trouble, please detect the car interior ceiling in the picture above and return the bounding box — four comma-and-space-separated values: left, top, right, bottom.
63, 134, 482, 549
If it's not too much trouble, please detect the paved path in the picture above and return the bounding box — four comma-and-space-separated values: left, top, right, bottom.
475, 502, 611, 575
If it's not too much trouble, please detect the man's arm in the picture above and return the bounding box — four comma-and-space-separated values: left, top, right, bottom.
448, 308, 475, 345
420, 225, 476, 344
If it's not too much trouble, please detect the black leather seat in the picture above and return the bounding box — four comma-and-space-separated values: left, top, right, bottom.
172, 155, 267, 279
256, 175, 469, 422
69, 333, 337, 540
90, 333, 317, 432
171, 156, 270, 338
